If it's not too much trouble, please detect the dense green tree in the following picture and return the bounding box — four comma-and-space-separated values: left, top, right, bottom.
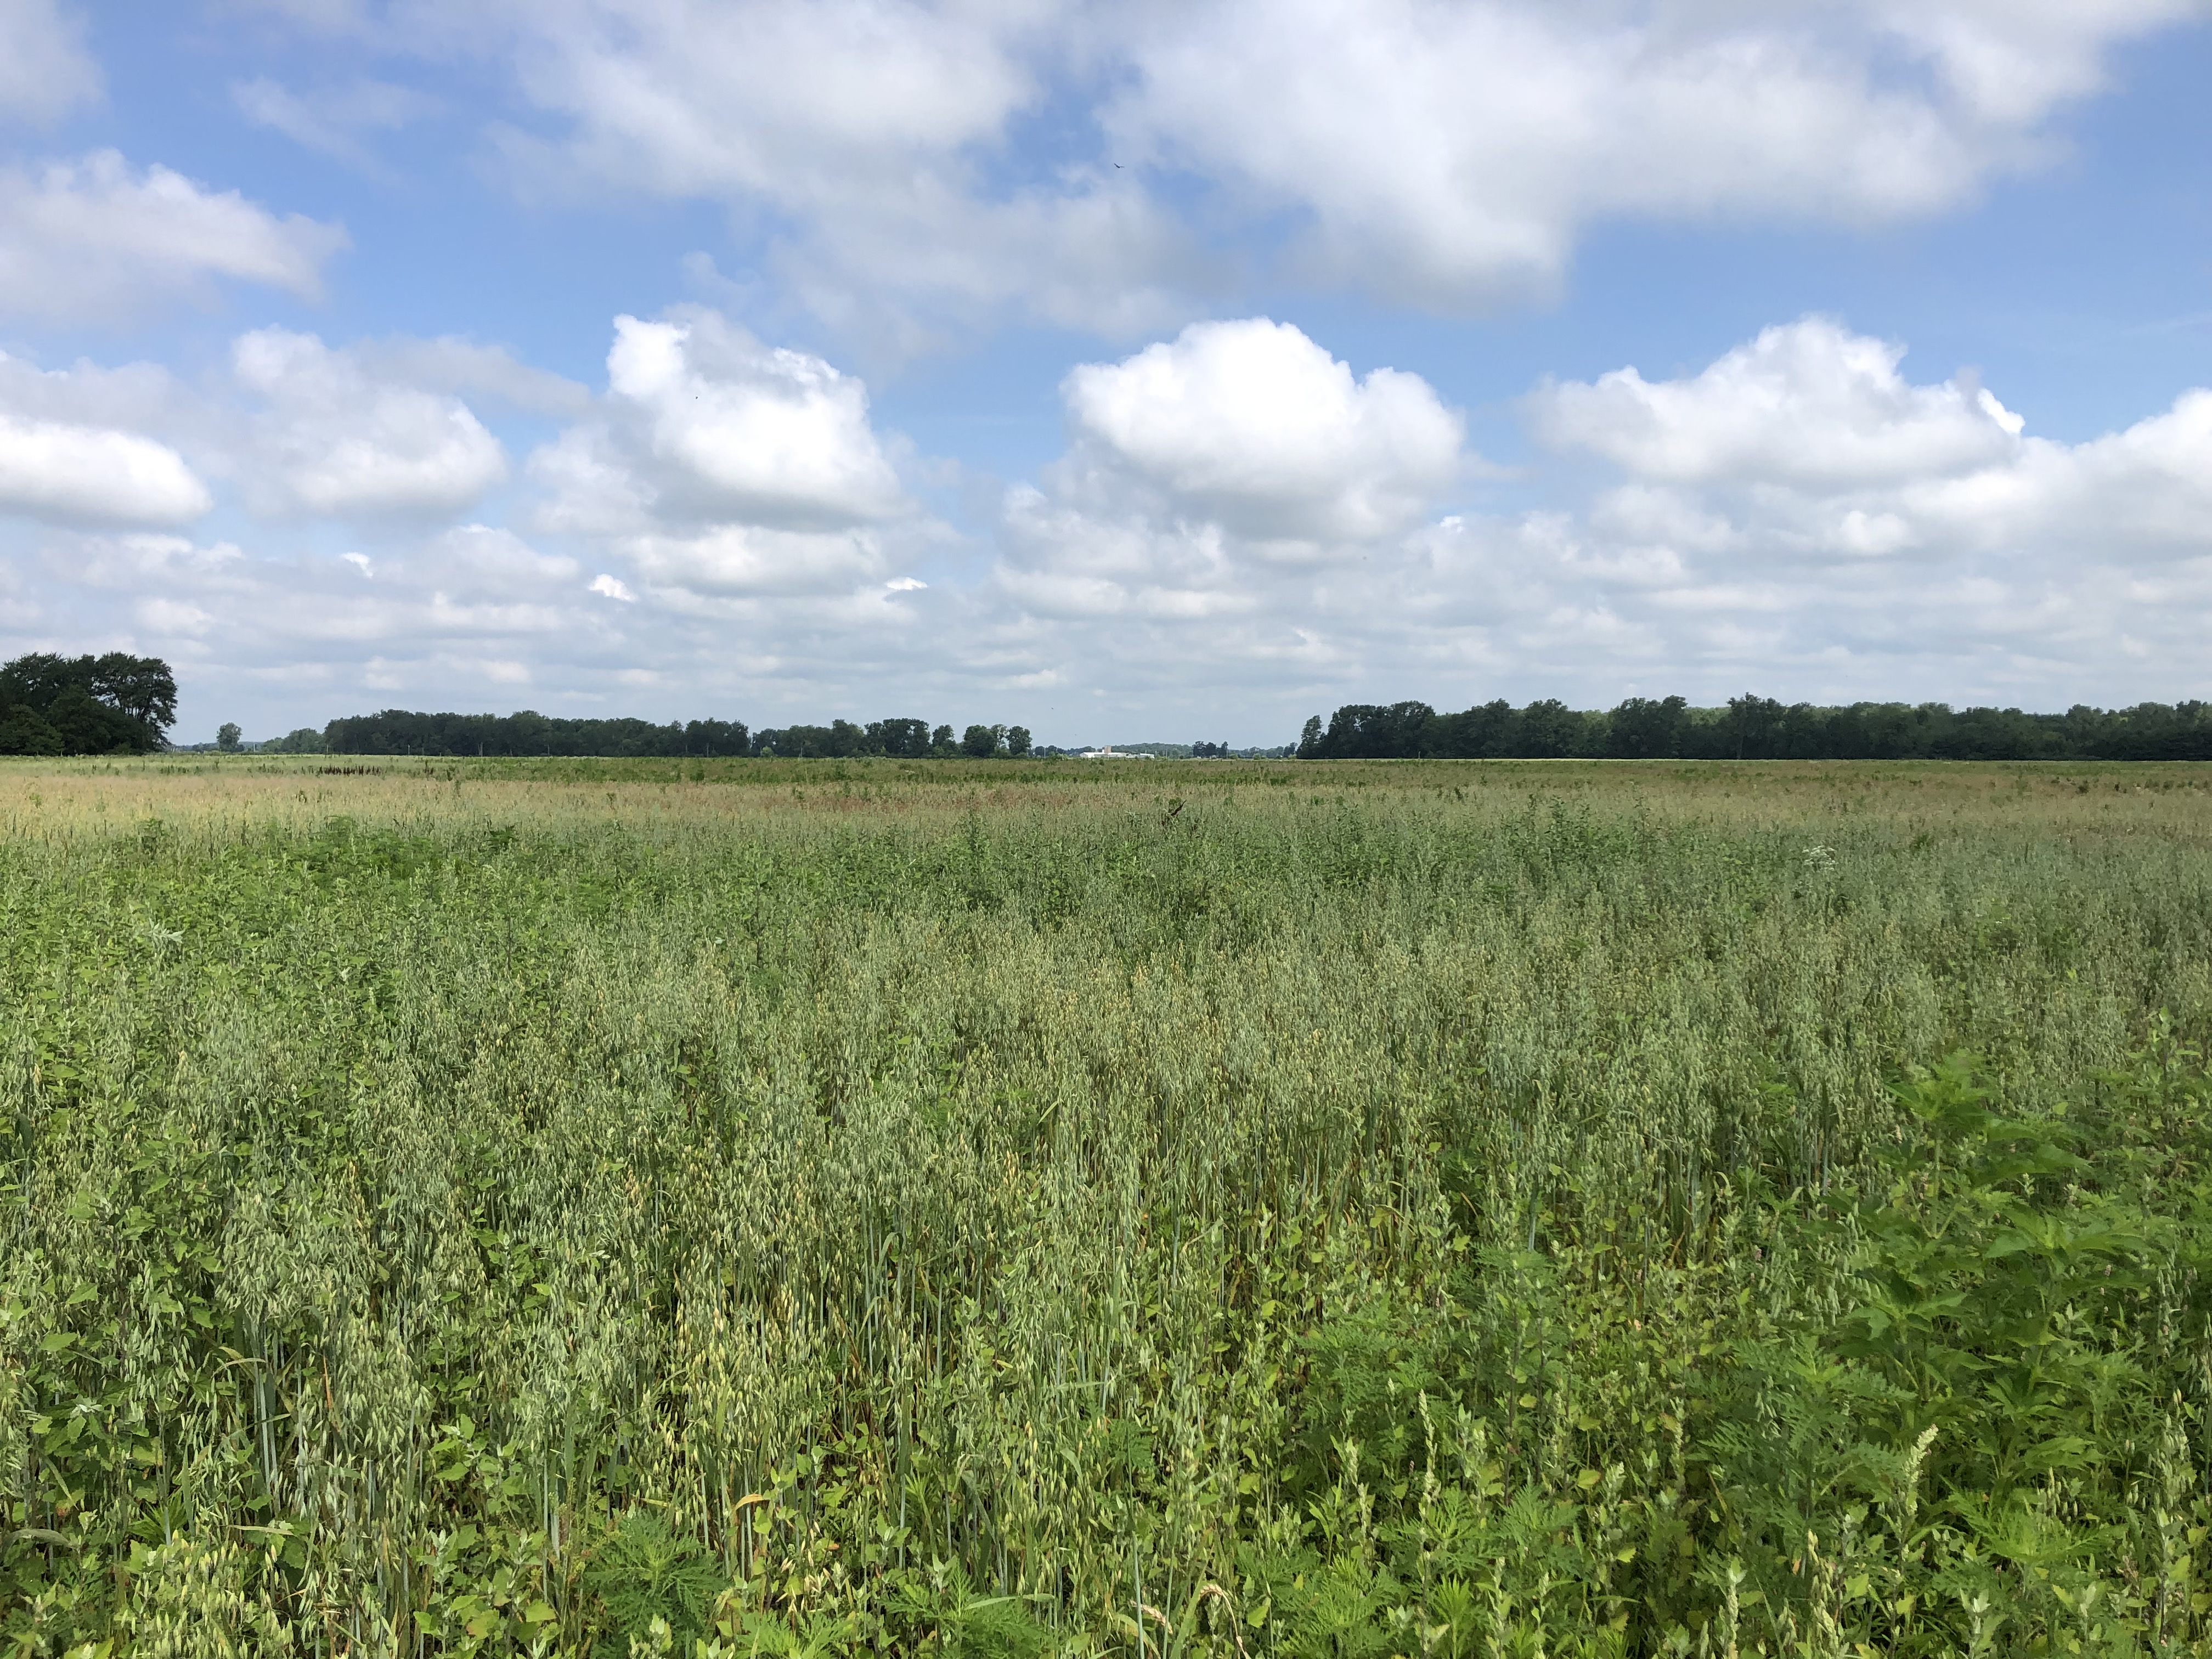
1005, 725, 1032, 757
1517, 698, 1591, 758
89, 652, 179, 731
0, 651, 176, 753
755, 724, 838, 758
1606, 694, 1688, 759
1723, 693, 1784, 759
325, 710, 738, 758
1294, 693, 2212, 761
1309, 701, 1435, 758
866, 717, 933, 757
0, 708, 62, 755
1426, 698, 1516, 757
682, 719, 749, 756
217, 722, 243, 753
309, 709, 1057, 759
962, 723, 1004, 758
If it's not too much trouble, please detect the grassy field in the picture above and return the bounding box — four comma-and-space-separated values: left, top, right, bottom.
4, 754, 2211, 1657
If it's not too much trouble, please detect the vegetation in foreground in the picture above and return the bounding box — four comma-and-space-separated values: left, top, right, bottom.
4, 755, 2212, 1656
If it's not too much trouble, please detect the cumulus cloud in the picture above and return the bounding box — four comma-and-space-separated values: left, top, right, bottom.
501, 0, 1034, 197
233, 329, 508, 518
622, 524, 891, 597
0, 0, 102, 125
998, 319, 1468, 630
7, 303, 2206, 744
1898, 390, 2212, 555
0, 416, 212, 526
0, 349, 213, 526
0, 516, 635, 736
524, 309, 928, 602
1062, 318, 1466, 541
1104, 0, 2204, 308
1402, 320, 2212, 703
1527, 318, 2211, 569
0, 316, 945, 736
968, 313, 2212, 721
0, 347, 197, 443
0, 150, 348, 324
603, 311, 904, 527
1530, 317, 2027, 487
972, 317, 1480, 721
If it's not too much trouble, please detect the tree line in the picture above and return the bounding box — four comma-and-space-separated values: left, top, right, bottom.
0, 652, 177, 754
294, 709, 1039, 758
9, 650, 2207, 765
1296, 695, 2212, 761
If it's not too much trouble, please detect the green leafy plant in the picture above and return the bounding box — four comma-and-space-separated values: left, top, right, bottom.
583, 1511, 728, 1658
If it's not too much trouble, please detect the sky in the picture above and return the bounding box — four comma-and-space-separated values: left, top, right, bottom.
0, 0, 2207, 747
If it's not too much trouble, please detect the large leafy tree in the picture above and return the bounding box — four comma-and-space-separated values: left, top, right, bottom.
0, 652, 177, 754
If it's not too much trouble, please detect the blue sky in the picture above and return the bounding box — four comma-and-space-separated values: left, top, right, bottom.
1, 0, 2207, 745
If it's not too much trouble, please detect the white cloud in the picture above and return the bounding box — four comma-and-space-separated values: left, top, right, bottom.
0, 347, 205, 455
421, 523, 579, 590
1106, 0, 2205, 307
1530, 317, 2025, 487
523, 309, 931, 606
526, 424, 653, 537
7, 302, 2207, 744
995, 319, 1468, 631
233, 329, 509, 518
39, 532, 244, 589
205, 1, 2203, 345
1527, 319, 2212, 572
472, 0, 1206, 344
0, 415, 212, 526
1398, 321, 2212, 704
1062, 318, 1465, 541
0, 0, 101, 125
230, 75, 437, 173
0, 517, 638, 736
289, 0, 2198, 334
0, 150, 348, 324
500, 0, 1035, 198
623, 524, 890, 597
0, 349, 213, 526
602, 309, 904, 527
1899, 389, 2212, 555
360, 336, 591, 417
967, 314, 2212, 723
968, 319, 1480, 712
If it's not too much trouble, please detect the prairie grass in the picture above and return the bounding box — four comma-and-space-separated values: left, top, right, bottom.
3, 755, 2210, 1656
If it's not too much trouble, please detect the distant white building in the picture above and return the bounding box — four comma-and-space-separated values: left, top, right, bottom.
1076, 744, 1142, 759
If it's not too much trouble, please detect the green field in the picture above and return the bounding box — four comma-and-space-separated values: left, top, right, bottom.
5, 756, 2212, 1656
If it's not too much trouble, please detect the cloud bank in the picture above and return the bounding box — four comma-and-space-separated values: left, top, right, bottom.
266, 0, 2201, 338
0, 151, 347, 324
